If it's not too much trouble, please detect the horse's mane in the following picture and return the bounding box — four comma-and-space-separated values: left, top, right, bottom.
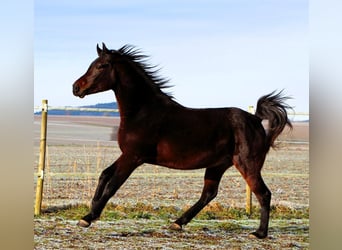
118, 45, 173, 98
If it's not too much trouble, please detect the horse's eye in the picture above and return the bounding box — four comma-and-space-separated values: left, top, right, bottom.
97, 63, 109, 69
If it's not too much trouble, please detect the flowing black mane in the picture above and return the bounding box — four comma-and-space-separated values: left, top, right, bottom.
118, 45, 173, 98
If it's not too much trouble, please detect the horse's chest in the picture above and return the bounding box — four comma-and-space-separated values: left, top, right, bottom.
117, 128, 156, 153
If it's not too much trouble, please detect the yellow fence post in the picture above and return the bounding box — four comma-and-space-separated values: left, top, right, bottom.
246, 105, 254, 216
34, 99, 48, 216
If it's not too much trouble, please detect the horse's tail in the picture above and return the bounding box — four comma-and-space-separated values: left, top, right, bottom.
255, 90, 293, 148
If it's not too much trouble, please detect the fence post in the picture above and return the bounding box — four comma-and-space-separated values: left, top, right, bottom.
34, 99, 48, 216
246, 105, 254, 216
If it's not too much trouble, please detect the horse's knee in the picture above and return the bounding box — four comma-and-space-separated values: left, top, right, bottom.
209, 189, 218, 201
99, 165, 115, 180
201, 187, 218, 204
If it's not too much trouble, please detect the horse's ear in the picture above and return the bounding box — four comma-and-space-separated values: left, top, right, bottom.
97, 44, 102, 56
102, 43, 110, 53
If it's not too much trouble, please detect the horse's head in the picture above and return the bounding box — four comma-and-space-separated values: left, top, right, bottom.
73, 43, 118, 98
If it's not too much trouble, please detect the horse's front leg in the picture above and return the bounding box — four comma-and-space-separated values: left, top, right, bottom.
77, 154, 139, 227
92, 162, 116, 202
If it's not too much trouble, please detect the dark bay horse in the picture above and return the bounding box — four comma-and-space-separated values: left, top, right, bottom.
72, 43, 292, 239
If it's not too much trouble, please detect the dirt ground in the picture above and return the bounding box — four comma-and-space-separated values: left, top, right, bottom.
34, 116, 309, 249
34, 218, 309, 249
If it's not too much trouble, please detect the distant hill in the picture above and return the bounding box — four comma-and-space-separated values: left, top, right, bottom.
34, 102, 120, 116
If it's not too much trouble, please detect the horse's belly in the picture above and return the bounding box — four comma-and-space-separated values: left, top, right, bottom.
155, 140, 232, 170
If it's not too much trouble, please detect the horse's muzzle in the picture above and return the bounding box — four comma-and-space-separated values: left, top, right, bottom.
72, 83, 85, 98
72, 83, 80, 96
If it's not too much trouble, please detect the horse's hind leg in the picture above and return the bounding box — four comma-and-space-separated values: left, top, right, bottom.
170, 165, 228, 230
234, 158, 271, 239
246, 173, 271, 239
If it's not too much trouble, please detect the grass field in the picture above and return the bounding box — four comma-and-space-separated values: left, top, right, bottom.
34, 116, 309, 249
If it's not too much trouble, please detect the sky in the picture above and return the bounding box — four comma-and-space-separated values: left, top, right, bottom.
34, 0, 308, 114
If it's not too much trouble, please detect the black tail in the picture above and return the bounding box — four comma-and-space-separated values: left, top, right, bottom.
255, 90, 293, 148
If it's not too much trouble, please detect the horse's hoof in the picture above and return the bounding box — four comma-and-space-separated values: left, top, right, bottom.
77, 219, 91, 228
248, 231, 267, 239
169, 223, 182, 231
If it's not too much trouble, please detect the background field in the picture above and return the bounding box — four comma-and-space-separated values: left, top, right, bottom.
34, 115, 309, 249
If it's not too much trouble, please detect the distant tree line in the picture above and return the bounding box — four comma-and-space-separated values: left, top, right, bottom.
34, 102, 120, 116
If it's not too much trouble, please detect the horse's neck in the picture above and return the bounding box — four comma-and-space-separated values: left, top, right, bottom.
114, 65, 178, 122
114, 81, 166, 121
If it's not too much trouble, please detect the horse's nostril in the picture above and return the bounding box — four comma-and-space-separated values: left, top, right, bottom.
73, 84, 80, 94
